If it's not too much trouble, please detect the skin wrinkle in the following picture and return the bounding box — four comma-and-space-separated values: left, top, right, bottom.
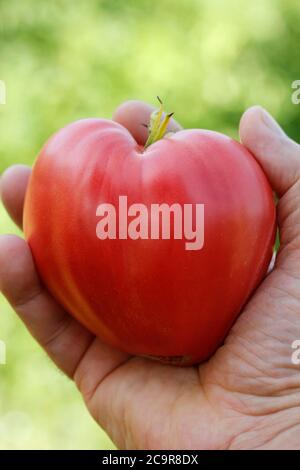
211, 355, 300, 413
264, 284, 300, 309
232, 386, 300, 417
123, 366, 171, 449
199, 363, 267, 416
10, 283, 91, 372
13, 286, 43, 309
239, 390, 300, 409
281, 233, 300, 255
229, 316, 284, 357
40, 317, 94, 378
42, 315, 74, 349
81, 353, 131, 403
279, 235, 300, 256
242, 300, 300, 341
74, 343, 131, 404
197, 366, 218, 411
205, 336, 300, 402
234, 316, 296, 355
167, 378, 202, 448
230, 410, 300, 450
64, 334, 95, 379
277, 264, 300, 289
264, 289, 300, 328
217, 346, 277, 389
104, 363, 199, 449
227, 335, 283, 377
223, 345, 300, 396
238, 321, 300, 367
90, 358, 153, 446
196, 380, 276, 447
97, 377, 121, 445
245, 296, 294, 327
143, 397, 171, 450
280, 207, 300, 233
231, 314, 289, 353
194, 379, 255, 450
121, 400, 134, 450
278, 252, 300, 276
277, 182, 300, 223
207, 368, 300, 417
254, 422, 300, 450
222, 411, 269, 450
73, 337, 100, 397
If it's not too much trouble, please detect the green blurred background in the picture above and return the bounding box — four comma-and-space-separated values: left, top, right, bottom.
0, 0, 299, 450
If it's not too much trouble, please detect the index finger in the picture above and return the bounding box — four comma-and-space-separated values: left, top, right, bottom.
0, 164, 31, 230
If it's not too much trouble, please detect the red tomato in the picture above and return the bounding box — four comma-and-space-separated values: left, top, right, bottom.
24, 118, 276, 365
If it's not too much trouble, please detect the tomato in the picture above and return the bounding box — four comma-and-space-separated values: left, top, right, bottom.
23, 110, 276, 365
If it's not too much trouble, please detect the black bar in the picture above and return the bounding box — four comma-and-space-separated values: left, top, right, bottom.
0, 450, 299, 465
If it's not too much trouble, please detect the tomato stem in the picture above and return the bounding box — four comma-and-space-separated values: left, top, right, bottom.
144, 97, 174, 149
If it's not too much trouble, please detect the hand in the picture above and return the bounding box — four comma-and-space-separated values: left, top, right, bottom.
1, 102, 300, 450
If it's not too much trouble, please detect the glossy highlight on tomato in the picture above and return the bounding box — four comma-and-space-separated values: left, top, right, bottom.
24, 115, 276, 366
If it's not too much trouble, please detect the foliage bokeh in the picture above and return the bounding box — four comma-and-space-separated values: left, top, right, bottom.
0, 0, 299, 449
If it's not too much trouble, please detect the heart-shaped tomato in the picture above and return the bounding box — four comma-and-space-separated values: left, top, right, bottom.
24, 116, 276, 365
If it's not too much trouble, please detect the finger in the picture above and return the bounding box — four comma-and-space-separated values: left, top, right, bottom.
0, 234, 128, 379
239, 106, 300, 196
0, 165, 31, 229
113, 99, 182, 145
240, 107, 300, 275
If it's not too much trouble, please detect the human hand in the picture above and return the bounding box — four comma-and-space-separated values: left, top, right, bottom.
1, 102, 300, 449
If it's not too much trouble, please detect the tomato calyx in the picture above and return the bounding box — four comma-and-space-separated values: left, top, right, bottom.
144, 96, 174, 149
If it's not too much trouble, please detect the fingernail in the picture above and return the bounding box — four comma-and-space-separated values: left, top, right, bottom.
260, 107, 286, 136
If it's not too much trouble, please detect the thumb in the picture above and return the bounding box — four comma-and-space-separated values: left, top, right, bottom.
240, 106, 300, 274
239, 106, 300, 197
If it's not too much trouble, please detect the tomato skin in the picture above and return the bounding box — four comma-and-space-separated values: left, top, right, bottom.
24, 118, 276, 365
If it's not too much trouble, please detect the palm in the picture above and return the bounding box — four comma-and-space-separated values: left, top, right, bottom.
83, 248, 300, 449
1, 102, 300, 450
